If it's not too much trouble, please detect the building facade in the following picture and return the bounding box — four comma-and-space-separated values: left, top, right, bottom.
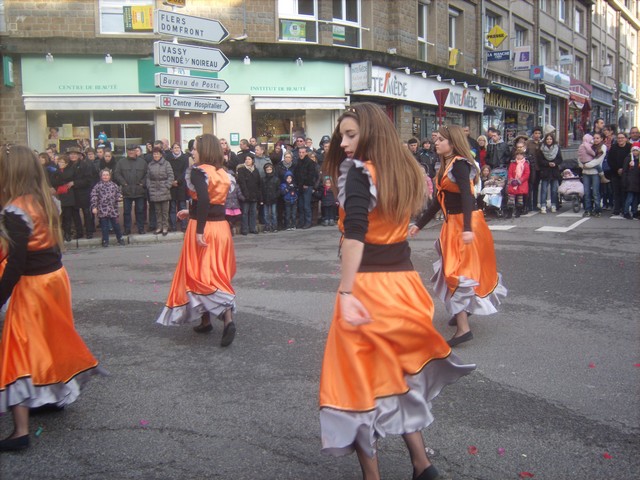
0, 0, 637, 152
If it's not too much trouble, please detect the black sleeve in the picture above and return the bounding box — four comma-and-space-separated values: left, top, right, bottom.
191, 168, 210, 234
415, 198, 442, 230
0, 212, 31, 308
451, 160, 475, 232
343, 166, 370, 242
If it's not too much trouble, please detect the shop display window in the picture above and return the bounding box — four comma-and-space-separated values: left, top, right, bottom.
253, 109, 307, 148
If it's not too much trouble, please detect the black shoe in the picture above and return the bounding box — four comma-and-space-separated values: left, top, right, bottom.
193, 324, 213, 334
138, 229, 145, 235
302, 224, 312, 229
117, 238, 126, 246
0, 434, 29, 452
162, 230, 168, 236
64, 234, 72, 242
583, 211, 591, 217
86, 234, 93, 239
447, 331, 473, 347
30, 404, 65, 415
102, 241, 109, 248
414, 465, 440, 480
124, 230, 131, 235
220, 321, 236, 347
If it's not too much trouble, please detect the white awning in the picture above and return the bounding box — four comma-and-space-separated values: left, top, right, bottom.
543, 85, 570, 99
23, 95, 157, 111
252, 96, 348, 110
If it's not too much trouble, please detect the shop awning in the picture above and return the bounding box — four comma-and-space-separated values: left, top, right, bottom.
570, 100, 585, 109
252, 96, 348, 110
23, 95, 157, 111
619, 92, 638, 104
543, 84, 570, 99
490, 83, 546, 101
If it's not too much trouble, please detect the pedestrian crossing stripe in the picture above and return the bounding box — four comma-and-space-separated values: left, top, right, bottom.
536, 218, 590, 232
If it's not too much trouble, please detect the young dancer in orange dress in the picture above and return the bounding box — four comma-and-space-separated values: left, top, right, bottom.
0, 145, 104, 452
156, 134, 237, 347
319, 104, 475, 480
409, 125, 507, 347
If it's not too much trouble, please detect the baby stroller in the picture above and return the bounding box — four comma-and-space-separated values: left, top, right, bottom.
480, 167, 508, 217
558, 169, 584, 213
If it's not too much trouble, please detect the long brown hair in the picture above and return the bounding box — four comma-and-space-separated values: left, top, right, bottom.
435, 125, 480, 184
323, 103, 424, 223
0, 144, 63, 250
196, 134, 224, 168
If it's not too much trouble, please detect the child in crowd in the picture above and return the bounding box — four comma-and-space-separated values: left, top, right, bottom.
507, 151, 530, 218
280, 171, 298, 230
90, 169, 125, 247
314, 176, 338, 226
477, 164, 492, 209
261, 163, 280, 232
578, 133, 605, 178
52, 154, 76, 242
224, 168, 243, 235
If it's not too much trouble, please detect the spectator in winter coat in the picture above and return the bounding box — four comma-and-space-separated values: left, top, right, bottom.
52, 154, 81, 242
538, 134, 563, 213
526, 127, 543, 211
622, 142, 640, 219
167, 143, 189, 232
237, 156, 261, 235
280, 171, 298, 230
261, 163, 280, 232
90, 169, 125, 247
314, 176, 338, 226
253, 145, 270, 179
269, 142, 284, 166
293, 147, 317, 228
146, 147, 174, 235
580, 132, 606, 217
276, 151, 296, 182
235, 139, 254, 172
115, 144, 148, 234
463, 126, 480, 154
486, 128, 510, 168
507, 151, 530, 218
476, 135, 488, 169
607, 132, 632, 216
220, 138, 239, 171
67, 146, 97, 239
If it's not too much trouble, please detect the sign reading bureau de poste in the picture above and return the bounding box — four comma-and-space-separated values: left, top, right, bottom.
155, 73, 229, 92
153, 41, 229, 72
157, 94, 229, 113
154, 10, 229, 44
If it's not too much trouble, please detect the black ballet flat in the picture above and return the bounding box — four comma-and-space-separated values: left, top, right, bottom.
193, 324, 213, 334
0, 435, 29, 452
414, 465, 440, 480
447, 331, 473, 347
220, 321, 236, 347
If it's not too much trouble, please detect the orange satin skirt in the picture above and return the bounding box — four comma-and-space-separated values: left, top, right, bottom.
156, 218, 236, 326
320, 270, 452, 411
432, 210, 506, 315
0, 267, 101, 411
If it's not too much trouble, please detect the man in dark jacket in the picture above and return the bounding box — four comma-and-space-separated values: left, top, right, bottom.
293, 147, 317, 229
115, 144, 148, 234
237, 157, 262, 235
67, 146, 97, 239
167, 142, 189, 231
607, 132, 632, 216
487, 128, 510, 168
235, 139, 254, 172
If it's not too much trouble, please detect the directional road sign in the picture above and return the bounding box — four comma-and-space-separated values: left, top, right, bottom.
157, 94, 230, 113
155, 73, 229, 93
155, 10, 229, 44
154, 41, 229, 72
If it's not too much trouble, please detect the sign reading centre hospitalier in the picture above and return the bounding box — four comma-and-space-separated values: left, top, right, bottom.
158, 95, 229, 113
154, 10, 229, 44
154, 41, 229, 72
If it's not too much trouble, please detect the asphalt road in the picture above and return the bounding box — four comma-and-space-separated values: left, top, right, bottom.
1, 211, 638, 480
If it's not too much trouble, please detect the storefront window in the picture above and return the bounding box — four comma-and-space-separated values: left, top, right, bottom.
253, 109, 307, 148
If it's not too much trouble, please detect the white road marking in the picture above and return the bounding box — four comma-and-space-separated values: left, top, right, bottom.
488, 225, 517, 231
557, 212, 583, 218
536, 218, 590, 232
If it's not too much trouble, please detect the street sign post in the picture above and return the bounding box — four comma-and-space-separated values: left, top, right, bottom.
153, 41, 230, 72
154, 10, 229, 44
155, 73, 229, 92
157, 95, 229, 113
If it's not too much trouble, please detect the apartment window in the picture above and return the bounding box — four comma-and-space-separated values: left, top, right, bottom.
559, 46, 570, 74
448, 7, 460, 50
540, 0, 547, 13
278, 0, 318, 43
540, 39, 551, 66
418, 2, 429, 61
99, 0, 155, 34
485, 11, 500, 49
574, 8, 584, 34
514, 25, 527, 47
332, 0, 361, 48
591, 44, 598, 69
607, 8, 615, 35
558, 0, 566, 23
574, 55, 585, 80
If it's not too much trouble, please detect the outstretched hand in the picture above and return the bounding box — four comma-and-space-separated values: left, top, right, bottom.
408, 224, 421, 237
176, 209, 189, 221
340, 294, 372, 326
196, 233, 207, 247
462, 231, 474, 244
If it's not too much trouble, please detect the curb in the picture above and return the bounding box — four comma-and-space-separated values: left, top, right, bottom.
62, 231, 185, 250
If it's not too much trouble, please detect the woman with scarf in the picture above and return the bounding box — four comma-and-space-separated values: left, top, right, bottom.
409, 125, 506, 347
538, 134, 563, 213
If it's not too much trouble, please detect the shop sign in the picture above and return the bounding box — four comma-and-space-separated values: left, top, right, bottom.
157, 94, 229, 113
484, 91, 537, 114
350, 61, 371, 92
155, 73, 229, 92
541, 66, 570, 88
372, 71, 408, 97
154, 10, 228, 44
123, 6, 153, 32
486, 25, 507, 48
530, 65, 543, 80
281, 20, 306, 41
559, 54, 573, 65
591, 86, 613, 105
512, 46, 531, 71
153, 41, 229, 72
487, 50, 510, 62
3, 56, 14, 87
